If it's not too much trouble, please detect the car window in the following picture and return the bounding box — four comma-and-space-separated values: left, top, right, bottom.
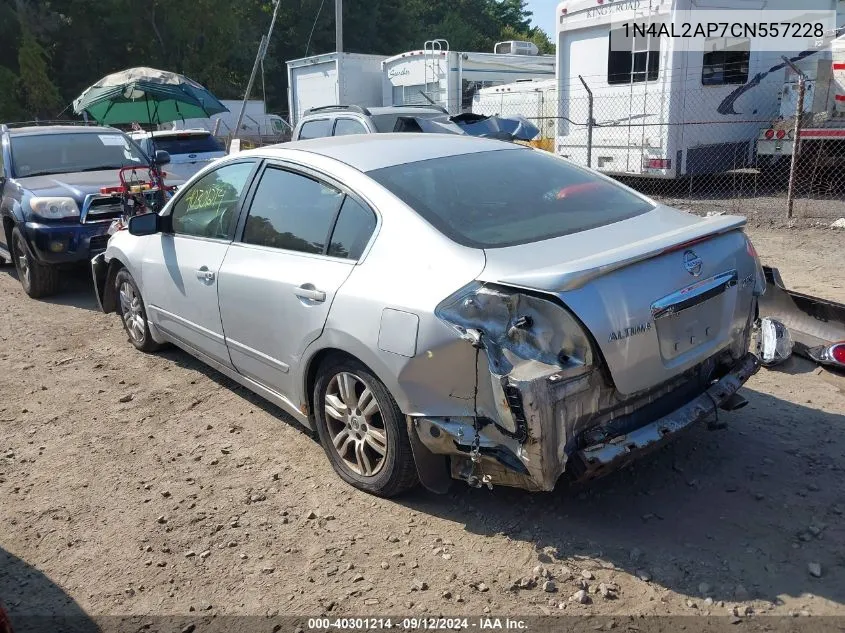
169, 162, 254, 239
150, 133, 224, 155
9, 132, 147, 178
242, 167, 344, 254
297, 119, 332, 140
333, 119, 368, 136
328, 197, 377, 259
368, 148, 654, 248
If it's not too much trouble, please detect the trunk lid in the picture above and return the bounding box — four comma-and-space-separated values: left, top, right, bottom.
479, 206, 758, 394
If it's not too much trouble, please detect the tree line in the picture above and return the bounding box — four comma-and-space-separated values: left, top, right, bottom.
0, 0, 553, 122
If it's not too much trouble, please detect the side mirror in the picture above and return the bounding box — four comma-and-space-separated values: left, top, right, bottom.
128, 212, 160, 236
153, 150, 171, 166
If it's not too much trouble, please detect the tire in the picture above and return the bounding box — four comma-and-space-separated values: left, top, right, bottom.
11, 226, 59, 298
114, 269, 163, 353
313, 357, 418, 497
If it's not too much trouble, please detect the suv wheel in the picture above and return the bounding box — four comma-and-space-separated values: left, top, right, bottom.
115, 269, 163, 353
11, 226, 59, 298
314, 358, 418, 497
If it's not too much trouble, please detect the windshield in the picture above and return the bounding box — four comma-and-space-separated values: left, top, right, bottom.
144, 133, 224, 155
367, 148, 655, 248
10, 132, 147, 178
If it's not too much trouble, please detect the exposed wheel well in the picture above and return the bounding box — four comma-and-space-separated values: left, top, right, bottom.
101, 259, 126, 313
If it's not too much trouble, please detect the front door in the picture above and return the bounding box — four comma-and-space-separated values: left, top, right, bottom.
141, 160, 257, 367
217, 163, 378, 396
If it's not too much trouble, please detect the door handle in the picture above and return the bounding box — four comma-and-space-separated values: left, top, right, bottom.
196, 267, 215, 283
295, 284, 326, 303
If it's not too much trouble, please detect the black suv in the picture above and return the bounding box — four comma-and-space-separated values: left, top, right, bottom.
0, 123, 170, 297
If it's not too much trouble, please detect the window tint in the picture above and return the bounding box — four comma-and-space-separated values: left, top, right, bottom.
328, 197, 377, 259
243, 167, 343, 254
608, 28, 659, 85
170, 162, 254, 239
150, 133, 224, 155
368, 148, 654, 248
333, 118, 368, 136
702, 39, 750, 85
297, 119, 332, 140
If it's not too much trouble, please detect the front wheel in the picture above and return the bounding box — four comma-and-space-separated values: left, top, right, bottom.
11, 226, 59, 298
114, 269, 163, 353
313, 358, 418, 497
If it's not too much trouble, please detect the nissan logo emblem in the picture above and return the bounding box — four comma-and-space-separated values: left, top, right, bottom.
683, 250, 703, 277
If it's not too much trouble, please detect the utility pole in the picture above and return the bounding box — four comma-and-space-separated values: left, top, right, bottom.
232, 0, 281, 147
336, 0, 343, 52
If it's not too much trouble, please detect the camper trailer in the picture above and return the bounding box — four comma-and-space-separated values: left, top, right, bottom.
471, 78, 557, 150
287, 52, 387, 127
555, 0, 839, 178
383, 40, 555, 114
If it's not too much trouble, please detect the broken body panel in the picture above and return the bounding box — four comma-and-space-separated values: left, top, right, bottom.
415, 210, 762, 492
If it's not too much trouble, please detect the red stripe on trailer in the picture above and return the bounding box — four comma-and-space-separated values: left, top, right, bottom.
799, 129, 845, 138
833, 63, 845, 70
835, 94, 845, 101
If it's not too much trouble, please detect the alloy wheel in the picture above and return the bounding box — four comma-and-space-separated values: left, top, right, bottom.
324, 372, 388, 477
13, 234, 29, 288
119, 281, 146, 344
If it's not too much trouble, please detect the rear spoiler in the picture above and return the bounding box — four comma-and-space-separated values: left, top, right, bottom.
495, 213, 747, 292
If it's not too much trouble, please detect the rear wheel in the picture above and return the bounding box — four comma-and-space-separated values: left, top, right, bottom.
313, 357, 418, 497
11, 226, 59, 298
115, 269, 163, 353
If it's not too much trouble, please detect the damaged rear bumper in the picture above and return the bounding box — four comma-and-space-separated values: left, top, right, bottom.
411, 352, 760, 492
574, 351, 760, 480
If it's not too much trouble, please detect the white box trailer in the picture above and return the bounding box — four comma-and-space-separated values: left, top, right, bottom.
383, 40, 555, 114
471, 78, 558, 150
555, 0, 839, 178
287, 52, 387, 127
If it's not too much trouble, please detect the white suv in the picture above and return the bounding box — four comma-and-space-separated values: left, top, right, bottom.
130, 129, 225, 180
292, 105, 449, 141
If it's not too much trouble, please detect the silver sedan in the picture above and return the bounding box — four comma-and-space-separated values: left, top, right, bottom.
92, 134, 764, 497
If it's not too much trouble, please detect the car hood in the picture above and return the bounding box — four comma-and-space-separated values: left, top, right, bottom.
17, 170, 129, 203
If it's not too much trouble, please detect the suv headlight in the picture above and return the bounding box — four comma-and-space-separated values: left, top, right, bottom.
29, 197, 80, 220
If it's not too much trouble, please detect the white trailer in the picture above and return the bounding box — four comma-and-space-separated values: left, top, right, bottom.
756, 35, 845, 161
287, 52, 387, 127
471, 78, 558, 150
383, 40, 555, 114
555, 0, 839, 178
166, 100, 291, 142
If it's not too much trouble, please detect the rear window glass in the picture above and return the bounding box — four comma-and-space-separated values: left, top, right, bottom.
367, 148, 654, 248
150, 134, 224, 155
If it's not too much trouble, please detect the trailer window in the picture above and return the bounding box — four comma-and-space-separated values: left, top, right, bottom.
608, 27, 659, 85
702, 38, 750, 85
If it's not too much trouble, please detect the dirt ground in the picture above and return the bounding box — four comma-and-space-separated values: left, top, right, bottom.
1, 226, 843, 625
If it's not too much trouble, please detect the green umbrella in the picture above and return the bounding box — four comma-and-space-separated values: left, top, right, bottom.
72, 66, 228, 125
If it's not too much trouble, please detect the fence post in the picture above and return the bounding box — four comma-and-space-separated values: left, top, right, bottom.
578, 75, 594, 169
782, 56, 807, 219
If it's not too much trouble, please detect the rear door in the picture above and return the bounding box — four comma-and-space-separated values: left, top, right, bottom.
217, 162, 377, 396
141, 159, 258, 367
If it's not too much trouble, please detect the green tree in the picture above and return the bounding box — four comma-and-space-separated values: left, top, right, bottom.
17, 23, 61, 117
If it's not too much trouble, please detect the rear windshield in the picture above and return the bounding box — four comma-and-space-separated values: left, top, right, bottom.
10, 132, 147, 178
367, 148, 654, 248
148, 134, 224, 155
370, 111, 445, 133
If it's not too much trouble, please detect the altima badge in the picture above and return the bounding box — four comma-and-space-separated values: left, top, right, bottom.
609, 322, 652, 342
684, 250, 703, 277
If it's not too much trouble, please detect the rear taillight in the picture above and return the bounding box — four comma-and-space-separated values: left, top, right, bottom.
764, 129, 775, 139
776, 129, 786, 139
643, 158, 671, 169
832, 343, 845, 365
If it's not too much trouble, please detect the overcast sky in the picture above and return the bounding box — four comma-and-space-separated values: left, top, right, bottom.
526, 0, 558, 38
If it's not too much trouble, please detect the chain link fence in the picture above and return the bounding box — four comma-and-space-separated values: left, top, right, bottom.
471, 76, 845, 223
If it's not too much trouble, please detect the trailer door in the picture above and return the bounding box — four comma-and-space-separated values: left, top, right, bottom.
291, 62, 339, 124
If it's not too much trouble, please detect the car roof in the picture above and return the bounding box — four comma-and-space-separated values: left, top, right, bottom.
131, 129, 212, 138
258, 133, 523, 172
5, 125, 121, 137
